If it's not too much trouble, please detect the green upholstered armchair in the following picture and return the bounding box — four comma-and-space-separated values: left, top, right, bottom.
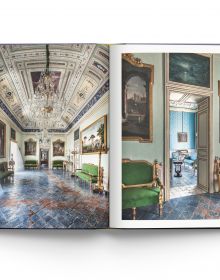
52, 160, 64, 169
122, 159, 164, 220
24, 160, 39, 169
75, 163, 98, 186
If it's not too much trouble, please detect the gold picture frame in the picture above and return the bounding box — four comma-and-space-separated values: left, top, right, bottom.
53, 139, 65, 157
25, 138, 37, 156
81, 115, 107, 154
166, 53, 213, 92
122, 53, 154, 142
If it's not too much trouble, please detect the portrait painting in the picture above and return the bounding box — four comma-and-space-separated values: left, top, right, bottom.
25, 139, 36, 156
0, 120, 6, 158
81, 116, 107, 154
53, 140, 65, 156
122, 53, 153, 142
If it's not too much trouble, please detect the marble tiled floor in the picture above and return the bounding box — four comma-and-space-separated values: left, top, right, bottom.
0, 170, 109, 229
122, 193, 220, 220
170, 166, 204, 198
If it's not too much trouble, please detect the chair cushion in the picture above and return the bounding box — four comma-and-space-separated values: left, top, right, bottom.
122, 187, 160, 209
191, 154, 197, 161
53, 160, 63, 165
75, 171, 98, 183
184, 159, 194, 166
172, 152, 179, 160
82, 164, 98, 177
184, 155, 191, 160
25, 160, 37, 164
122, 161, 153, 186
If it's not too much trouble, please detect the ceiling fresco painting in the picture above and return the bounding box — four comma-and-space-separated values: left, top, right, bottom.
0, 44, 109, 132
31, 71, 61, 93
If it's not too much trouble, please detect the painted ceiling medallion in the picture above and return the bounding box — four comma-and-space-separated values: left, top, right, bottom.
0, 44, 109, 132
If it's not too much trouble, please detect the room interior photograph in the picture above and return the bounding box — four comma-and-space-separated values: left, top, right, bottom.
0, 44, 109, 229
122, 52, 220, 220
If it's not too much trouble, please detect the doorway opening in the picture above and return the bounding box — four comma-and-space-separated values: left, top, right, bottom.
168, 91, 210, 199
10, 141, 24, 172
39, 149, 49, 169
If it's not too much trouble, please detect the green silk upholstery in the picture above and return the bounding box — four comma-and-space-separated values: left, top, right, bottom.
122, 160, 162, 212
24, 160, 38, 169
76, 163, 98, 184
122, 187, 160, 209
82, 163, 98, 176
122, 161, 153, 186
52, 160, 64, 169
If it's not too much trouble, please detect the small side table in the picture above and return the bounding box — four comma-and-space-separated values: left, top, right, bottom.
173, 160, 183, 177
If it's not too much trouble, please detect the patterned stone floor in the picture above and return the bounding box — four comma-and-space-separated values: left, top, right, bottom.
122, 193, 220, 220
0, 170, 109, 229
170, 166, 204, 198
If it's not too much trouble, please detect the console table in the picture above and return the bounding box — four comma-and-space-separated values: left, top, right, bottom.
173, 160, 183, 177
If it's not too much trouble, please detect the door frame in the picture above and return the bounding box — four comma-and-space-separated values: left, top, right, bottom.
164, 86, 213, 201
39, 148, 49, 168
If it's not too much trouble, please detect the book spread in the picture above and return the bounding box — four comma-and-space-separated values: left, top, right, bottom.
0, 43, 220, 229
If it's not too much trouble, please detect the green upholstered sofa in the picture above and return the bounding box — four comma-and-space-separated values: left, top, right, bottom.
75, 163, 98, 186
52, 160, 64, 169
24, 160, 39, 169
122, 159, 164, 219
0, 162, 14, 180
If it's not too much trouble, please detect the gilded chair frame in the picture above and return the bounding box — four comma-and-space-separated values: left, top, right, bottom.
122, 159, 164, 219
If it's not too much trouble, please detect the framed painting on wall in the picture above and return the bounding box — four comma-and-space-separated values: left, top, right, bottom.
81, 115, 107, 154
122, 53, 154, 142
168, 53, 212, 90
25, 139, 36, 156
74, 128, 80, 141
11, 128, 16, 141
0, 120, 6, 158
53, 140, 65, 156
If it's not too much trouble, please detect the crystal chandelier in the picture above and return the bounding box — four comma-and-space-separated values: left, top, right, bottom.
30, 44, 66, 139
36, 127, 51, 148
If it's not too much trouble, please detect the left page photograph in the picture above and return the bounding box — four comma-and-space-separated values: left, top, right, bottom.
0, 44, 109, 229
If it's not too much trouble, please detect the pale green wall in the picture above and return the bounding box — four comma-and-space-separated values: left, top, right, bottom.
122, 53, 220, 165
122, 53, 164, 164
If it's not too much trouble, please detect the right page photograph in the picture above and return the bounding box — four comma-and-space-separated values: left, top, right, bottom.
110, 44, 220, 228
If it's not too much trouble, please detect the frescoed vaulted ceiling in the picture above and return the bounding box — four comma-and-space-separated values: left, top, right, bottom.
0, 44, 109, 132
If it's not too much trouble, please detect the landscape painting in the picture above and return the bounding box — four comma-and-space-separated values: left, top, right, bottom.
122, 53, 153, 142
81, 116, 107, 154
0, 120, 6, 158
53, 140, 65, 156
169, 53, 211, 88
25, 139, 36, 156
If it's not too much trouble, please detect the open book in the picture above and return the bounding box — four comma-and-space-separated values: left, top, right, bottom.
0, 44, 219, 229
